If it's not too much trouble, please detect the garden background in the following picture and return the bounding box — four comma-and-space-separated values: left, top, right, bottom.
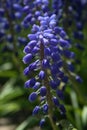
0, 0, 87, 130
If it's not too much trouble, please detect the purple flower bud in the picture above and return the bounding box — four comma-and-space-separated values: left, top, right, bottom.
23, 46, 31, 54
50, 39, 58, 46
42, 5, 49, 12
58, 71, 64, 78
43, 104, 48, 113
50, 80, 59, 90
40, 86, 47, 97
51, 64, 59, 75
9, 13, 15, 20
24, 80, 30, 88
23, 5, 30, 13
39, 70, 45, 80
32, 46, 40, 54
44, 48, 51, 56
24, 78, 36, 88
13, 4, 22, 11
73, 31, 84, 40
21, 21, 29, 28
42, 38, 49, 45
44, 33, 54, 39
75, 43, 84, 50
28, 34, 37, 40
67, 62, 74, 72
23, 67, 29, 75
6, 34, 13, 43
63, 50, 75, 59
56, 90, 64, 100
76, 75, 83, 83
57, 60, 63, 68
60, 30, 67, 38
40, 119, 45, 127
59, 104, 66, 115
2, 22, 9, 30
33, 106, 40, 115
42, 0, 49, 5
30, 78, 36, 86
0, 30, 5, 38
29, 92, 37, 102
62, 76, 68, 83
15, 12, 22, 19
38, 16, 44, 21
44, 29, 52, 34
49, 20, 56, 28
24, 13, 32, 22
51, 52, 60, 62
23, 53, 32, 64
52, 96, 59, 106
33, 82, 40, 90
18, 37, 27, 45
14, 24, 21, 33
59, 39, 70, 48
40, 21, 47, 26
0, 8, 5, 16
50, 14, 56, 20
54, 27, 62, 34
23, 0, 29, 5
32, 24, 39, 33
35, 11, 41, 18
42, 59, 50, 68
28, 40, 37, 48
76, 22, 83, 30
30, 17, 36, 25
29, 62, 37, 71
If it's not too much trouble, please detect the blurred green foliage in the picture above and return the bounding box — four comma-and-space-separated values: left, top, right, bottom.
0, 5, 87, 130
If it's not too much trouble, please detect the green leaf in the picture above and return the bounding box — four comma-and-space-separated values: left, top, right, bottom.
0, 102, 20, 116
70, 90, 82, 130
0, 62, 12, 71
0, 70, 17, 78
82, 106, 87, 126
0, 79, 24, 102
16, 116, 39, 130
0, 79, 15, 97
58, 119, 77, 130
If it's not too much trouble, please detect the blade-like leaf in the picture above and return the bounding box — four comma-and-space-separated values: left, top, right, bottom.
16, 116, 39, 130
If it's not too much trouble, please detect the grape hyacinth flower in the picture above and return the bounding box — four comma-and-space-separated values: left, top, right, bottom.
23, 13, 82, 129
0, 0, 85, 129
22, 0, 49, 27
0, 0, 27, 52
52, 0, 86, 70
52, 0, 63, 22
52, 0, 87, 49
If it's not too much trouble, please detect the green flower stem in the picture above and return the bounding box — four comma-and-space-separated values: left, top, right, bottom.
63, 62, 87, 105
5, 10, 19, 59
44, 71, 57, 130
40, 43, 59, 130
62, 0, 87, 106
63, 0, 70, 32
3, 3, 26, 81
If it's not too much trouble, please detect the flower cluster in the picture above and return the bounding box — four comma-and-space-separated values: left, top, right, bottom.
0, 0, 85, 129
0, 0, 27, 53
23, 10, 83, 127
52, 0, 87, 65
22, 0, 84, 129
52, 0, 63, 22
22, 0, 49, 28
66, 0, 86, 39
